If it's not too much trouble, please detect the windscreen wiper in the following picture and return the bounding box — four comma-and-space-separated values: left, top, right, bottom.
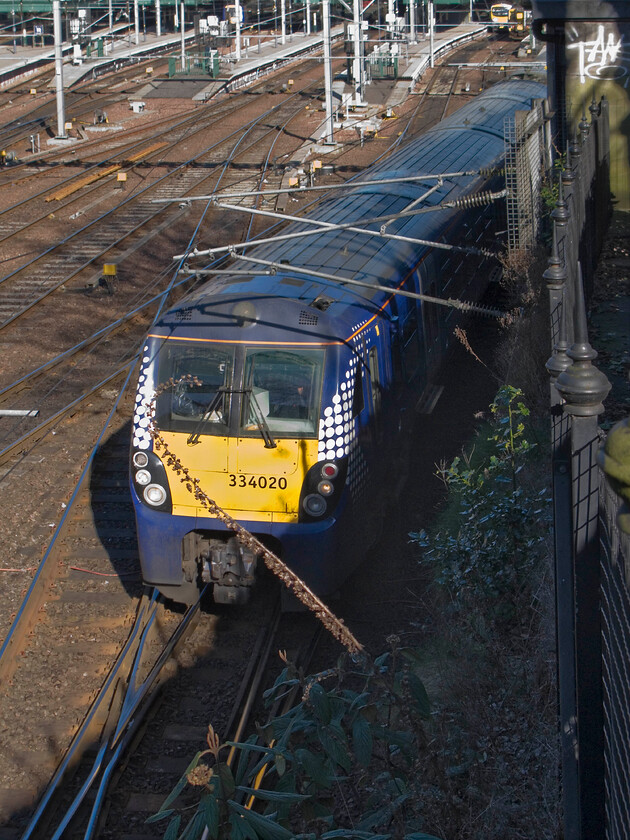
244, 387, 277, 449
187, 388, 227, 445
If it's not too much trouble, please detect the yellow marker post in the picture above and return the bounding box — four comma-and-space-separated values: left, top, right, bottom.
102, 263, 117, 293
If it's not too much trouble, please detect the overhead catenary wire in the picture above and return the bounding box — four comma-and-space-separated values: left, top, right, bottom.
174, 188, 507, 263
183, 256, 513, 320
153, 168, 496, 203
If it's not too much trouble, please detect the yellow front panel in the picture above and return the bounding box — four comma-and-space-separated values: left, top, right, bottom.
159, 432, 319, 521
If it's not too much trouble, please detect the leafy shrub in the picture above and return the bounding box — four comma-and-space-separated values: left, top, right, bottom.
410, 386, 550, 620
149, 644, 443, 840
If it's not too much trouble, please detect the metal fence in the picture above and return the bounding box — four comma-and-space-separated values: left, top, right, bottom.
545, 96, 630, 840
504, 97, 552, 251
600, 475, 630, 840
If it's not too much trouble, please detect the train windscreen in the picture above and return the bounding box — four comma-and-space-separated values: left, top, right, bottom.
153, 341, 324, 439
240, 348, 324, 438
490, 3, 511, 21
155, 342, 234, 435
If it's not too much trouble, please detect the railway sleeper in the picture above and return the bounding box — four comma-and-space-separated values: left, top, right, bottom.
182, 532, 257, 605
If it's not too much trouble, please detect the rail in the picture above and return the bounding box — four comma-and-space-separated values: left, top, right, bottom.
404, 24, 488, 85
21, 589, 204, 840
0, 81, 318, 332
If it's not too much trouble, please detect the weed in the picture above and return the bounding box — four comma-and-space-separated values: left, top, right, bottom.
148, 641, 444, 840
410, 386, 551, 622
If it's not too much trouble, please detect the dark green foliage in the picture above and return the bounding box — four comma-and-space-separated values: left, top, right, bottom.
151, 644, 442, 840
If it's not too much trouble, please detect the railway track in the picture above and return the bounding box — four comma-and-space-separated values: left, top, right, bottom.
0, 77, 322, 333
0, 387, 143, 828
99, 605, 323, 839
0, 54, 172, 156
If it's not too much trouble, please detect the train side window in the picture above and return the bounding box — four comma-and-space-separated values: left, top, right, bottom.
352, 362, 364, 417
368, 347, 381, 414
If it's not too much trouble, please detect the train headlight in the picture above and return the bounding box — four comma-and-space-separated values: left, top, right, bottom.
303, 494, 327, 517
299, 458, 347, 522
317, 480, 334, 497
135, 469, 151, 486
133, 451, 149, 468
144, 484, 167, 507
321, 462, 338, 479
131, 449, 172, 513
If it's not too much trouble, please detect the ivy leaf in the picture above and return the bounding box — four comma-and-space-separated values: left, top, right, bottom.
404, 833, 444, 839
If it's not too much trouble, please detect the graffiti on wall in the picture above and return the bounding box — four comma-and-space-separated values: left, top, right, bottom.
567, 24, 629, 85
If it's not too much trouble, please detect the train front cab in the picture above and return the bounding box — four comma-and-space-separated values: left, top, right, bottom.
490, 3, 512, 30
131, 333, 365, 604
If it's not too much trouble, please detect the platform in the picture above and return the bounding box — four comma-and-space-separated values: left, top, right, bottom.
0, 20, 489, 95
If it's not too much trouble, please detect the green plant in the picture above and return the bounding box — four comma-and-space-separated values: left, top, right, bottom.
539, 152, 567, 245
410, 386, 550, 618
149, 643, 443, 840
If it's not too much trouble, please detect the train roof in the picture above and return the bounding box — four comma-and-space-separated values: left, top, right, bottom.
156, 80, 546, 346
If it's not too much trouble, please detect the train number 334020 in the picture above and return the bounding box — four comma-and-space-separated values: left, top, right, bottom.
228, 474, 288, 490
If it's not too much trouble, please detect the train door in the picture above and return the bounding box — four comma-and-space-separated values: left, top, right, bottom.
391, 273, 424, 388
368, 346, 381, 415
367, 344, 383, 443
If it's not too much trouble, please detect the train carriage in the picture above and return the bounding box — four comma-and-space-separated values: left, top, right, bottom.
130, 79, 546, 606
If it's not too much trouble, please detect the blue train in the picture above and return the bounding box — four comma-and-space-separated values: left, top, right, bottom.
130, 79, 546, 605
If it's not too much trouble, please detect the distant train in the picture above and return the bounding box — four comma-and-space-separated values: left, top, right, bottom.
507, 6, 530, 40
130, 79, 547, 606
490, 3, 512, 28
